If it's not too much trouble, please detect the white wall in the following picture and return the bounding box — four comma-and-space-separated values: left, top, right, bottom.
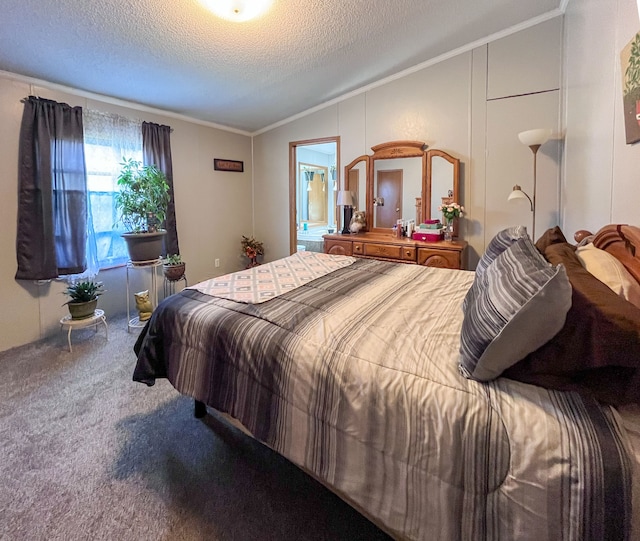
254, 17, 564, 269
562, 0, 640, 236
0, 73, 252, 352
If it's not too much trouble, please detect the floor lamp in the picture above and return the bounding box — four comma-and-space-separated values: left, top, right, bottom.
337, 190, 354, 234
508, 128, 552, 241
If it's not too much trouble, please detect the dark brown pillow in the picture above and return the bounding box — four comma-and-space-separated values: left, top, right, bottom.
534, 225, 568, 255
503, 241, 640, 405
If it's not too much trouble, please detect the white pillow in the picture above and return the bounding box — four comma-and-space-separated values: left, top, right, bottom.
576, 243, 640, 309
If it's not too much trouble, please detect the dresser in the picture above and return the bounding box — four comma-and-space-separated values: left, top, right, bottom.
323, 232, 467, 270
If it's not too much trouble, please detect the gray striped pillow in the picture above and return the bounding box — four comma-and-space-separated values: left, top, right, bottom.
475, 225, 529, 277
459, 237, 571, 381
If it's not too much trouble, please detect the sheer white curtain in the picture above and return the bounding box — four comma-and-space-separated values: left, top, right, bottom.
83, 110, 142, 269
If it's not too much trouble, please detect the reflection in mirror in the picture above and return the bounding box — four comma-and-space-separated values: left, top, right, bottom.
344, 155, 369, 233
425, 149, 460, 232
429, 157, 454, 220
373, 157, 422, 228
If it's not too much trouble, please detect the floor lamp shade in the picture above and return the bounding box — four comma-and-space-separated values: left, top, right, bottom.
518, 128, 552, 148
510, 128, 552, 241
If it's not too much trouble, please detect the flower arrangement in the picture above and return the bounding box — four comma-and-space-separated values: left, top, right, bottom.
241, 235, 264, 259
438, 202, 464, 222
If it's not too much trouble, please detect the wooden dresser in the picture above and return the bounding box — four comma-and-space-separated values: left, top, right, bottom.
323, 232, 467, 270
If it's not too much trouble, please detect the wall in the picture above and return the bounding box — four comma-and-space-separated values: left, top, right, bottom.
0, 73, 252, 352
253, 17, 564, 269
562, 0, 640, 235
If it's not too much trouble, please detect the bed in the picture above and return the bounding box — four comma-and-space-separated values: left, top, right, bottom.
133, 225, 640, 541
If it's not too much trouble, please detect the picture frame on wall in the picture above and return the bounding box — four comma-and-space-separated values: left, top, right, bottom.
214, 158, 244, 172
620, 31, 640, 145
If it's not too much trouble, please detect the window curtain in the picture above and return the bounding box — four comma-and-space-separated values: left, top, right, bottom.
142, 122, 179, 256
83, 110, 142, 267
16, 96, 87, 280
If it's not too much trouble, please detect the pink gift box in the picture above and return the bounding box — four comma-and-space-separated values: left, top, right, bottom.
413, 231, 442, 242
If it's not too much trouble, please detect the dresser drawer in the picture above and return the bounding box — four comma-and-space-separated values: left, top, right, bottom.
324, 239, 353, 256
353, 242, 364, 256
401, 247, 416, 261
417, 248, 461, 269
363, 243, 403, 260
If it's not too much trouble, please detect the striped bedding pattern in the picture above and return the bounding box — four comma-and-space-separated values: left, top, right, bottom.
134, 257, 633, 541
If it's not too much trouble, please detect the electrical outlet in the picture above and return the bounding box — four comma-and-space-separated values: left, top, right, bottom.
214, 258, 220, 268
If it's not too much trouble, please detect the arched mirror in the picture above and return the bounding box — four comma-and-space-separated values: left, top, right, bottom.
366, 141, 427, 233
425, 149, 460, 234
343, 155, 369, 230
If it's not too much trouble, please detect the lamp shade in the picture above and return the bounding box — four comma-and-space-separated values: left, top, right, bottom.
508, 188, 528, 202
507, 184, 533, 210
336, 190, 353, 206
518, 128, 552, 147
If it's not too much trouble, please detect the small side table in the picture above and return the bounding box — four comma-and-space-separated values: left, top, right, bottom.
126, 259, 162, 333
163, 274, 188, 298
59, 309, 108, 352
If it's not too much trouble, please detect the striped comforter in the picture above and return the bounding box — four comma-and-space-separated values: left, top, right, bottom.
134, 257, 633, 540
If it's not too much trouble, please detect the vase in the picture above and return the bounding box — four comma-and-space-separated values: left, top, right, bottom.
443, 220, 453, 242
246, 256, 259, 269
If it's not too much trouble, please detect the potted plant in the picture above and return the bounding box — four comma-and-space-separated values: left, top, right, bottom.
115, 157, 170, 262
163, 253, 186, 281
241, 235, 264, 268
63, 279, 105, 320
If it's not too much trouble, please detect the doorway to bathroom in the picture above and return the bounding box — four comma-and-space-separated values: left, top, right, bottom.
288, 137, 340, 254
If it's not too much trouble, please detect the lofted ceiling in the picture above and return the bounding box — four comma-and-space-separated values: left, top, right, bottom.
0, 0, 564, 134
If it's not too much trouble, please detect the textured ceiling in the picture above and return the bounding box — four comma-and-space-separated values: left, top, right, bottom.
0, 0, 563, 133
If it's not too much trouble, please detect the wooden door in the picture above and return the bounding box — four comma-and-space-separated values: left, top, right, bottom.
308, 172, 327, 223
376, 170, 402, 228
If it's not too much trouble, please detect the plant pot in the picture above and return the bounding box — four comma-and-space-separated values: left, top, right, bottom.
122, 230, 167, 263
163, 262, 186, 281
67, 299, 98, 320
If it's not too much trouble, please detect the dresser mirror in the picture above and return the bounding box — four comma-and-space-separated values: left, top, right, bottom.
426, 149, 460, 222
349, 141, 460, 233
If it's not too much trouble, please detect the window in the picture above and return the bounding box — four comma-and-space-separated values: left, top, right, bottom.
83, 110, 142, 268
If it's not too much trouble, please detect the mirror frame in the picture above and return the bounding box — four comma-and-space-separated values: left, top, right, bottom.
343, 154, 370, 231
366, 141, 427, 233
425, 149, 460, 223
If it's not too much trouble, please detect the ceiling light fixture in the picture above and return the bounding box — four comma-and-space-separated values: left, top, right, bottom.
199, 0, 272, 22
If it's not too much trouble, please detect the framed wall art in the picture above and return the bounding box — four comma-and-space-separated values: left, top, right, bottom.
214, 158, 244, 172
621, 31, 640, 145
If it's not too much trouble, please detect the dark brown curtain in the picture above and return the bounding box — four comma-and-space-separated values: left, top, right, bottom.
15, 96, 87, 280
142, 122, 179, 256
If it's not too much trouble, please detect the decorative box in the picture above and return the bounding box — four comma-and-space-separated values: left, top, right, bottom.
413, 231, 442, 242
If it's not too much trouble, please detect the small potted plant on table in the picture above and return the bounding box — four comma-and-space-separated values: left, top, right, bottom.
63, 279, 105, 320
163, 253, 186, 281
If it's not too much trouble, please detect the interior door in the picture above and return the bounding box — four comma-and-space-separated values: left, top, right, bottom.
375, 169, 402, 228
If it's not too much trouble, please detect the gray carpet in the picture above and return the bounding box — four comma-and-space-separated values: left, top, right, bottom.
0, 315, 391, 541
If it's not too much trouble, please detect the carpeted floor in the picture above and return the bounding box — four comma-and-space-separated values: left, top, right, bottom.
0, 315, 391, 541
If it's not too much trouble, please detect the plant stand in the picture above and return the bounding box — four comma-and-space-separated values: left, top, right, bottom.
126, 259, 162, 333
163, 274, 188, 298
59, 309, 108, 352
